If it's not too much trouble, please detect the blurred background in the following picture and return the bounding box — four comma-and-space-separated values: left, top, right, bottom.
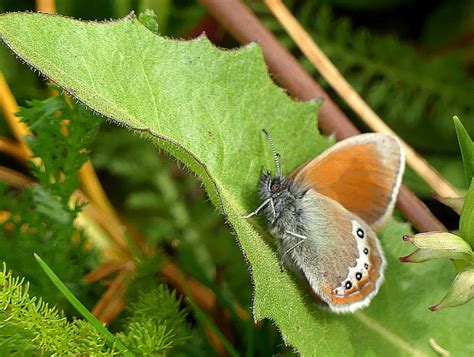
0, 0, 472, 355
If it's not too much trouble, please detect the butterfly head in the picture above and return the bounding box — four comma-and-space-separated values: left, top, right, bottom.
258, 171, 299, 225
258, 170, 287, 197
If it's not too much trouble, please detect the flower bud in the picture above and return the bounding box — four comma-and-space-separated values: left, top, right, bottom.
400, 232, 472, 263
429, 268, 474, 311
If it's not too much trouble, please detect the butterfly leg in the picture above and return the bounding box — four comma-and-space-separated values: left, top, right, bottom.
279, 231, 307, 272
270, 198, 276, 217
242, 198, 272, 219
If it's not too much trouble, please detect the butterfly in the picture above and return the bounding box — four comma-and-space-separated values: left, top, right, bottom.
245, 130, 405, 313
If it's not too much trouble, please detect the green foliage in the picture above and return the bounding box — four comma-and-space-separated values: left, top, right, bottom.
254, 3, 474, 155
34, 253, 133, 355
0, 263, 118, 355
1, 12, 474, 355
117, 287, 190, 355
0, 93, 101, 313
422, 0, 474, 50
1, 257, 197, 355
20, 94, 101, 200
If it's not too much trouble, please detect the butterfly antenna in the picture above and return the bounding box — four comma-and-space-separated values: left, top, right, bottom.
262, 129, 282, 177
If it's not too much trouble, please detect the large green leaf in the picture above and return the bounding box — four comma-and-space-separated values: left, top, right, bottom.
0, 12, 472, 355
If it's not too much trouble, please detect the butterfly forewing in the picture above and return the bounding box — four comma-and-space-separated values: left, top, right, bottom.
291, 133, 404, 231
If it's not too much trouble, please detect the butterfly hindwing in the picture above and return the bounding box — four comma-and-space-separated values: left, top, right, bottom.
282, 190, 386, 313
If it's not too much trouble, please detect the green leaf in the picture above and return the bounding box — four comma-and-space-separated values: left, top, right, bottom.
460, 179, 474, 248
453, 116, 474, 186
1, 12, 473, 355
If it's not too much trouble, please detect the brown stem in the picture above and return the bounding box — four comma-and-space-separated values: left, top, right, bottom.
0, 166, 32, 188
0, 137, 27, 163
0, 73, 32, 157
92, 272, 128, 324
198, 0, 446, 232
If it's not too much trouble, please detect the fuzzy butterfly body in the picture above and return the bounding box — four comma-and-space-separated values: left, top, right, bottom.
252, 133, 404, 313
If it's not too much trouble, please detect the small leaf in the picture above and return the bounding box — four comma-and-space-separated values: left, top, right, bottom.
453, 116, 474, 186
459, 179, 474, 248
138, 10, 159, 34
400, 232, 473, 263
429, 268, 474, 311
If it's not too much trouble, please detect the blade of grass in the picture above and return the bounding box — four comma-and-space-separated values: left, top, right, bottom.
33, 253, 135, 356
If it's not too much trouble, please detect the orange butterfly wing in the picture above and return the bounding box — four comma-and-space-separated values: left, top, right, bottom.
291, 133, 404, 231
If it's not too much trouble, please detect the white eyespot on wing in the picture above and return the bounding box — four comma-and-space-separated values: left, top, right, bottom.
333, 220, 377, 296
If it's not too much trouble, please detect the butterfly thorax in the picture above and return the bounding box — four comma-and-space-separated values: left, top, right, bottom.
258, 171, 307, 237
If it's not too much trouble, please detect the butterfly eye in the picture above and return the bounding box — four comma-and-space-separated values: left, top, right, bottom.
345, 281, 352, 290
363, 248, 369, 255
356, 272, 362, 280
356, 228, 364, 238
270, 182, 281, 193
